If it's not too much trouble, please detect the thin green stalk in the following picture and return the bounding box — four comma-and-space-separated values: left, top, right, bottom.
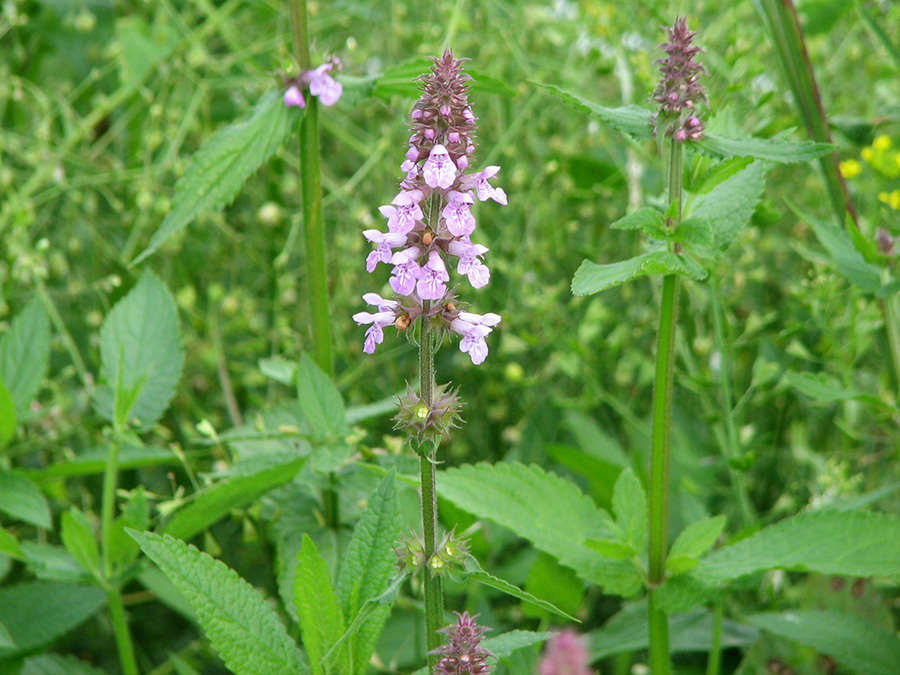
418, 298, 444, 663
289, 0, 333, 377
706, 599, 724, 675
708, 284, 754, 528
107, 587, 139, 675
647, 138, 684, 675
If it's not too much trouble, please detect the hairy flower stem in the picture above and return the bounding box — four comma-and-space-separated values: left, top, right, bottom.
418, 296, 445, 663
647, 137, 684, 675
289, 0, 333, 377
705, 598, 725, 675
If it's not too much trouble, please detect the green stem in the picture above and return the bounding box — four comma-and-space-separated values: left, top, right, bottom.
107, 587, 139, 675
101, 436, 121, 580
418, 299, 444, 664
647, 138, 684, 675
883, 279, 900, 400
706, 599, 724, 675
708, 284, 754, 528
289, 0, 333, 377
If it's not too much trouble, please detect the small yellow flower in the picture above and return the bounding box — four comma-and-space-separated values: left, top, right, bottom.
878, 191, 900, 210
873, 135, 892, 151
862, 147, 874, 163
839, 159, 862, 179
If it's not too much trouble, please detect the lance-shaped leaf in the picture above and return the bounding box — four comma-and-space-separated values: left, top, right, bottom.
572, 250, 707, 296
96, 271, 183, 429
294, 535, 348, 675
697, 132, 833, 163
0, 295, 50, 416
130, 531, 307, 675
132, 91, 298, 265
532, 82, 654, 140
0, 472, 51, 529
335, 471, 401, 675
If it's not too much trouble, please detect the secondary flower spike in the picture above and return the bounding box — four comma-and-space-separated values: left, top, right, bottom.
283, 57, 343, 108
651, 17, 707, 142
429, 611, 494, 675
539, 629, 593, 675
354, 49, 505, 365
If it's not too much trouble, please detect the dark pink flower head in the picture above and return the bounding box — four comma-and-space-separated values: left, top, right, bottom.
539, 629, 593, 675
651, 17, 707, 142
430, 611, 494, 675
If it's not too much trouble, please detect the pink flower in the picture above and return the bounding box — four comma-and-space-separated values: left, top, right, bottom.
379, 189, 425, 235
417, 250, 450, 300
423, 144, 457, 190
442, 191, 476, 237
308, 63, 342, 106
539, 629, 593, 675
283, 86, 305, 108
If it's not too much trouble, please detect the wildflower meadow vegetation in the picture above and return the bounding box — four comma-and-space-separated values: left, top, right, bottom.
2, 1, 900, 674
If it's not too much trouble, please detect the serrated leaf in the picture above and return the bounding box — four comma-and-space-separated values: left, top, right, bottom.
697, 133, 833, 163
133, 90, 297, 265
665, 555, 699, 575
96, 271, 183, 429
131, 531, 307, 675
657, 510, 900, 612
335, 471, 401, 675
669, 217, 715, 248
439, 463, 642, 596
688, 159, 768, 251
468, 68, 517, 97
259, 357, 297, 386
0, 472, 51, 529
572, 250, 707, 296
584, 538, 636, 560
532, 82, 654, 139
161, 456, 305, 542
691, 156, 755, 194
611, 468, 647, 550
22, 653, 108, 675
669, 515, 726, 560
745, 610, 900, 675
294, 535, 348, 675
297, 353, 347, 442
60, 509, 100, 579
0, 376, 14, 449
0, 295, 50, 416
609, 207, 667, 239
790, 203, 882, 293
463, 556, 579, 622
587, 600, 759, 659
0, 583, 106, 659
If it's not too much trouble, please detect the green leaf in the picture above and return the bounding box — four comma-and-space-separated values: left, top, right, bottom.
439, 463, 642, 596
161, 456, 305, 542
297, 353, 347, 442
532, 82, 654, 140
0, 526, 23, 559
0, 582, 106, 659
0, 623, 12, 649
783, 371, 888, 409
96, 271, 183, 429
0, 377, 14, 450
790, 204, 882, 293
463, 557, 579, 622
572, 250, 708, 296
294, 535, 348, 675
587, 601, 759, 659
21, 653, 108, 675
665, 555, 700, 575
669, 515, 726, 561
25, 445, 181, 479
688, 159, 768, 251
564, 410, 628, 467
855, 0, 900, 70
371, 57, 430, 100
745, 610, 900, 675
523, 552, 584, 620
611, 468, 647, 551
132, 90, 297, 265
468, 68, 517, 97
697, 133, 833, 163
259, 357, 297, 386
131, 531, 307, 675
335, 471, 401, 675
0, 295, 50, 415
20, 542, 88, 583
60, 509, 100, 579
0, 472, 51, 528
657, 510, 900, 612
584, 538, 636, 560
609, 207, 667, 239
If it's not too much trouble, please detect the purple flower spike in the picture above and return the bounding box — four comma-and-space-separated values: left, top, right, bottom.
430, 611, 494, 675
539, 629, 593, 675
651, 17, 707, 142
424, 144, 457, 189
283, 86, 305, 108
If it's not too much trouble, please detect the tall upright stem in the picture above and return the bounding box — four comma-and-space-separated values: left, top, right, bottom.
289, 0, 333, 377
647, 138, 683, 675
418, 299, 444, 664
